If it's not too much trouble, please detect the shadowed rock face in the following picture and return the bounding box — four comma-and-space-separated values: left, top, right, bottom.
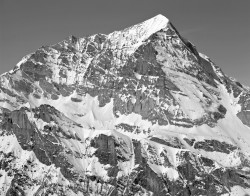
2, 105, 249, 195
0, 14, 250, 195
237, 92, 250, 127
2, 106, 79, 180
1, 105, 250, 195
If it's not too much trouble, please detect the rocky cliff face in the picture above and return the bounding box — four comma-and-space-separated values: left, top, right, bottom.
0, 14, 250, 196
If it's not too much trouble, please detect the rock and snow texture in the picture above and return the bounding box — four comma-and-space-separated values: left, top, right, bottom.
0, 14, 250, 196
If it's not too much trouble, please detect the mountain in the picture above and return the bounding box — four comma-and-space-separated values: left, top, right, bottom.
0, 14, 250, 196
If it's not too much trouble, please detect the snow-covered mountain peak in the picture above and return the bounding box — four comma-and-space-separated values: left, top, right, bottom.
141, 14, 169, 30
133, 14, 169, 35
1, 14, 250, 195
107, 14, 169, 54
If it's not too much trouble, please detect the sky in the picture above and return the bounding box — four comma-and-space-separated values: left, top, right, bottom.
1, 0, 250, 86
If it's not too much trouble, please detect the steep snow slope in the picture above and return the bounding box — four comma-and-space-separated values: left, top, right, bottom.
0, 14, 250, 196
